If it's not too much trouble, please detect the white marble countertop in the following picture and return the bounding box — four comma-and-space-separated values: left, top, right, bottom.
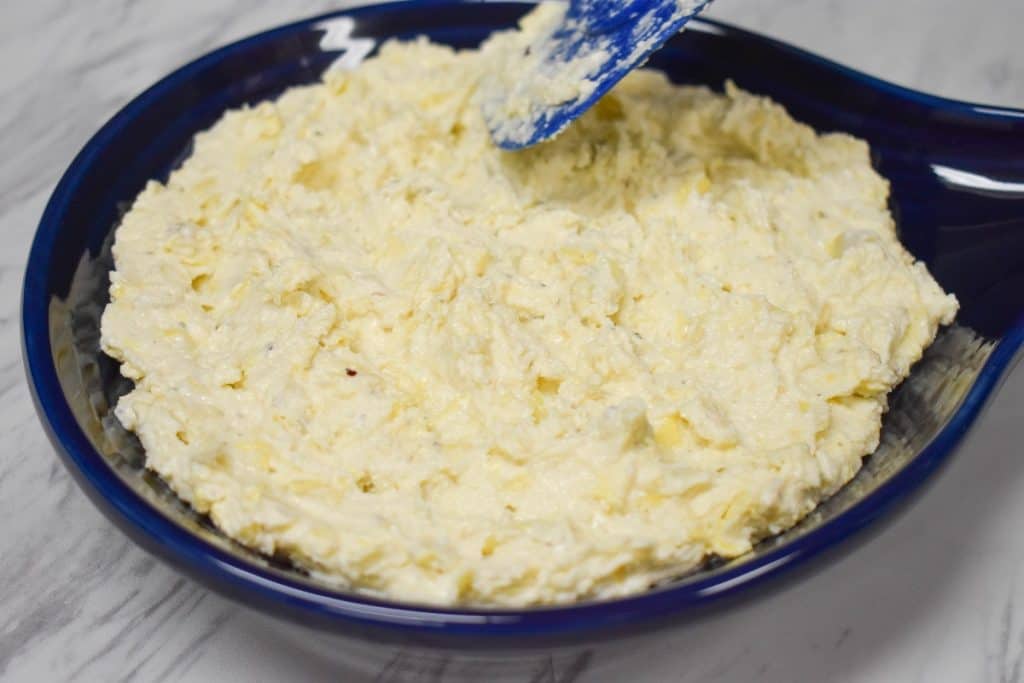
2, 1, 1023, 680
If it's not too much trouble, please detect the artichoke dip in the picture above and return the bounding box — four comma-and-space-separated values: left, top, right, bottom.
101, 15, 957, 606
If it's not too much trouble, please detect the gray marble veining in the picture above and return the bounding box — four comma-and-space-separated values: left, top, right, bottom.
1, 1, 1023, 681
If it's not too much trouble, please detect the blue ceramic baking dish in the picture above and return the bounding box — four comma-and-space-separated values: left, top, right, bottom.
21, 0, 1024, 672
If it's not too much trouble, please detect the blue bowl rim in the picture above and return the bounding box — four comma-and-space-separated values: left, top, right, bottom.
21, 0, 1024, 640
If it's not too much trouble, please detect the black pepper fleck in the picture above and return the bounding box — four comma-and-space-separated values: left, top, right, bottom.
346, 368, 358, 377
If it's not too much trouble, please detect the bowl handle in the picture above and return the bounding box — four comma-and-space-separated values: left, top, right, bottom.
877, 109, 1024, 338
916, 162, 1024, 338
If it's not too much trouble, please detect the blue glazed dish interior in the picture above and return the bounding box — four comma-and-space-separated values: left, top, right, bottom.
22, 0, 1024, 649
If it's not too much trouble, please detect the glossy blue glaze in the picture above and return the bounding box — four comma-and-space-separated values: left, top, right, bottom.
21, 0, 1024, 652
484, 0, 713, 148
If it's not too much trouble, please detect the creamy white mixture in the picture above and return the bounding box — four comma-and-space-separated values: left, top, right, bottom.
101, 31, 957, 605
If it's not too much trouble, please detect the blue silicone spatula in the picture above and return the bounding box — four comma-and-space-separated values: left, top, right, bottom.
483, 0, 714, 150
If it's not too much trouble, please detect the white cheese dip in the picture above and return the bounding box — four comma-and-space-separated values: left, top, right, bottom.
101, 34, 957, 605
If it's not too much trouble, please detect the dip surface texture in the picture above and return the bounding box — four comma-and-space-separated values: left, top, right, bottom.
101, 37, 957, 605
